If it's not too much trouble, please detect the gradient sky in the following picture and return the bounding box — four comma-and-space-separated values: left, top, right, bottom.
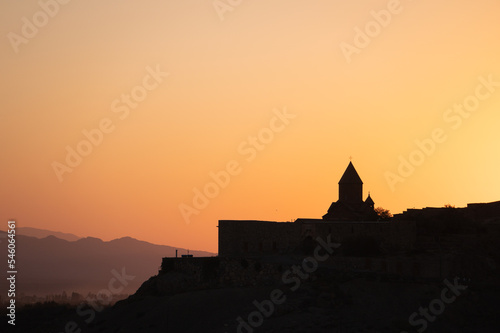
1, 0, 499, 252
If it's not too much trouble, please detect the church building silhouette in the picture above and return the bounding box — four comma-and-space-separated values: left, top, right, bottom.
323, 162, 378, 221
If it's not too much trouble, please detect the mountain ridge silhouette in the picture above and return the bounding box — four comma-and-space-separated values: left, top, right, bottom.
0, 230, 215, 296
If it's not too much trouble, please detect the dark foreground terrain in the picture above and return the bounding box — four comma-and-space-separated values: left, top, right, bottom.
4, 268, 500, 333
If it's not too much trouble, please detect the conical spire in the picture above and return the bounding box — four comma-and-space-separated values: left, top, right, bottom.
365, 192, 374, 206
338, 162, 363, 184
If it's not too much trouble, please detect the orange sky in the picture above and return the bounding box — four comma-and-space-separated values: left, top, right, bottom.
1, 0, 499, 253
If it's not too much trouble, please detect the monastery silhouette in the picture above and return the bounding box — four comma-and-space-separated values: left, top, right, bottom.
218, 162, 414, 257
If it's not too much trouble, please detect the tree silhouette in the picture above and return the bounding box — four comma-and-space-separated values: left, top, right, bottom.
374, 207, 392, 220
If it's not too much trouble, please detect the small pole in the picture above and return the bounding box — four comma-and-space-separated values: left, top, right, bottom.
175, 249, 178, 258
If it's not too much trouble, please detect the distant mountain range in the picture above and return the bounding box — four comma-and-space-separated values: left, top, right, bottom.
14, 226, 82, 242
0, 228, 216, 297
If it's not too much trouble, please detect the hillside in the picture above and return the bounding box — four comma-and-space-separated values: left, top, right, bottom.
6, 265, 499, 333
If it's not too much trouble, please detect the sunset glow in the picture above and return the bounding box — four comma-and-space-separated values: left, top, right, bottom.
1, 0, 500, 252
